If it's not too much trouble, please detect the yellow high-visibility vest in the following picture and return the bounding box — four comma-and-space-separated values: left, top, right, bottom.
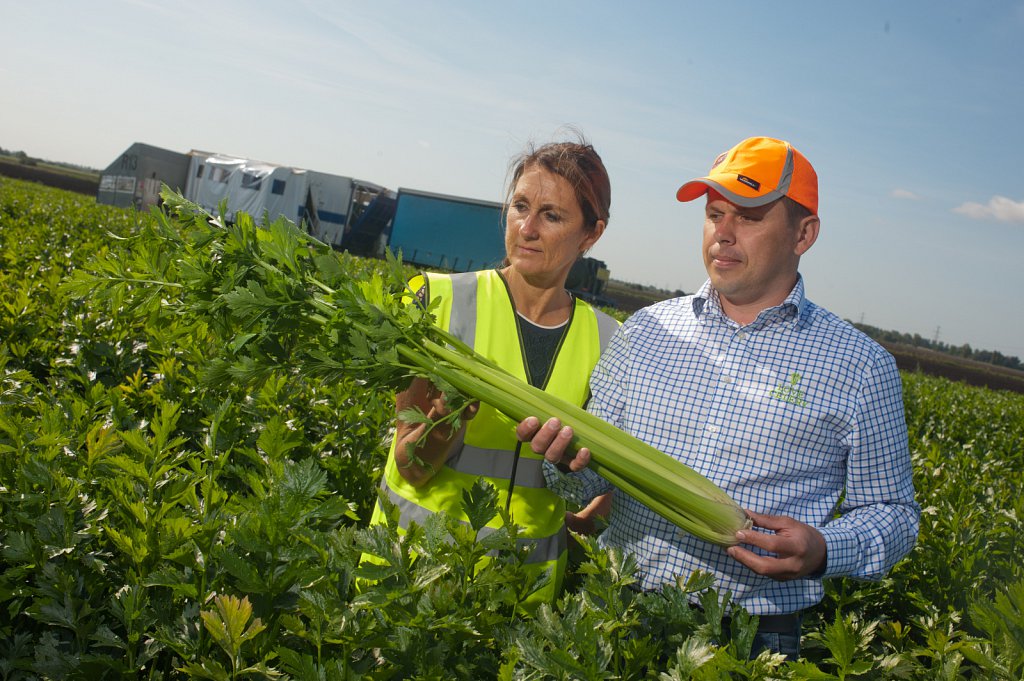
369, 268, 618, 605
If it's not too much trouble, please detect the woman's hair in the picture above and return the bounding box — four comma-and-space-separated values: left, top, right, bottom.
505, 130, 611, 234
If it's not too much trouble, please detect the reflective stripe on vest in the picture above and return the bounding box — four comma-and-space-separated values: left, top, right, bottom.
447, 445, 547, 488
449, 270, 477, 347
379, 475, 565, 564
594, 306, 619, 357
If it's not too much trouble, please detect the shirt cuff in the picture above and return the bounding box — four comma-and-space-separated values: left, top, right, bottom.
541, 460, 585, 505
817, 525, 861, 578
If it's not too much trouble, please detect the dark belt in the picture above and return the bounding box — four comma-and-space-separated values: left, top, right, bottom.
737, 612, 802, 634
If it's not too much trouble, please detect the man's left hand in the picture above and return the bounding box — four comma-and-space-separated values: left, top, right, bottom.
726, 510, 827, 581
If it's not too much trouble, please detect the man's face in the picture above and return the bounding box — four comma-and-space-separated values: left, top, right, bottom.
701, 190, 815, 315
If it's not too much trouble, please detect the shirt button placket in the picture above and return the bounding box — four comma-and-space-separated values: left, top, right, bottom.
719, 326, 747, 389
703, 329, 736, 449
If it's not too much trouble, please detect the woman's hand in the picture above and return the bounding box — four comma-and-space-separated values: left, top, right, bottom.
394, 378, 478, 486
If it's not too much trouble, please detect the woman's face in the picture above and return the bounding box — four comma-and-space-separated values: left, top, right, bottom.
504, 166, 604, 288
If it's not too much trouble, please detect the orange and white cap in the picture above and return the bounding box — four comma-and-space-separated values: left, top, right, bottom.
676, 137, 818, 214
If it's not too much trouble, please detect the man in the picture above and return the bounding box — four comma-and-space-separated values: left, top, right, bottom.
517, 136, 920, 659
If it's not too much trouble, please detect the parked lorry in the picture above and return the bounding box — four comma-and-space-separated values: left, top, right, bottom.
97, 142, 190, 211
566, 256, 613, 307
183, 151, 387, 251
382, 188, 505, 272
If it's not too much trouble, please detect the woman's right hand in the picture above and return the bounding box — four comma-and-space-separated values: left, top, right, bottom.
394, 378, 478, 486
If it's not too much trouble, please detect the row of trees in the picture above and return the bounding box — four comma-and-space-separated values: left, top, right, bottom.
854, 322, 1022, 371
0, 146, 37, 165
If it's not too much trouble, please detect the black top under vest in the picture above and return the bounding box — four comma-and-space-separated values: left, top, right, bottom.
416, 283, 569, 388
517, 313, 569, 388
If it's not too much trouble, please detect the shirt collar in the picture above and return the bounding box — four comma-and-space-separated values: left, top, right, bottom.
692, 275, 807, 329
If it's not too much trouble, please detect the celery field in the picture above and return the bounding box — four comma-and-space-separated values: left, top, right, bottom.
1, 177, 1022, 679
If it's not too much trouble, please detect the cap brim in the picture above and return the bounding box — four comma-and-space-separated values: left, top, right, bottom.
677, 177, 786, 208
676, 180, 712, 202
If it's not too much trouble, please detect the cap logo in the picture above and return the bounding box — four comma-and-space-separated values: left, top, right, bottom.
736, 174, 760, 191
710, 152, 727, 169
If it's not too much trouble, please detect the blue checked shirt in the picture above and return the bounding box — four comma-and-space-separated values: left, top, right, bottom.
545, 276, 920, 615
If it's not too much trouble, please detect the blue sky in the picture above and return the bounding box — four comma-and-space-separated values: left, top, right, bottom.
4, 1, 1023, 359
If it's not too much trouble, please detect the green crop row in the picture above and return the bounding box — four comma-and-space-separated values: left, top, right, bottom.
1, 177, 1021, 679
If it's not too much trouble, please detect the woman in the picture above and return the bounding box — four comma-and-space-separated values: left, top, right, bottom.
368, 136, 617, 606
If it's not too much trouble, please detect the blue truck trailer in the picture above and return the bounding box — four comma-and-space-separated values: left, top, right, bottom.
385, 188, 506, 273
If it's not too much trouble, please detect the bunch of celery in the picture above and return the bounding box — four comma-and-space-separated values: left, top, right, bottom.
67, 190, 750, 546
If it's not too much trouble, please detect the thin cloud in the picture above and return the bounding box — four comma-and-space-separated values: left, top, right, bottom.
891, 188, 920, 200
953, 196, 1024, 224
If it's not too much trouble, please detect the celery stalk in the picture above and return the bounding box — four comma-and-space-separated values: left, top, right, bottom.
402, 339, 751, 547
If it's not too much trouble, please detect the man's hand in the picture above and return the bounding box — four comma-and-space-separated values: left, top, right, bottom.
726, 510, 827, 581
515, 416, 591, 472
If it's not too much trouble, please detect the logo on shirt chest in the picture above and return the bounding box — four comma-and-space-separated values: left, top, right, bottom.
770, 372, 809, 407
